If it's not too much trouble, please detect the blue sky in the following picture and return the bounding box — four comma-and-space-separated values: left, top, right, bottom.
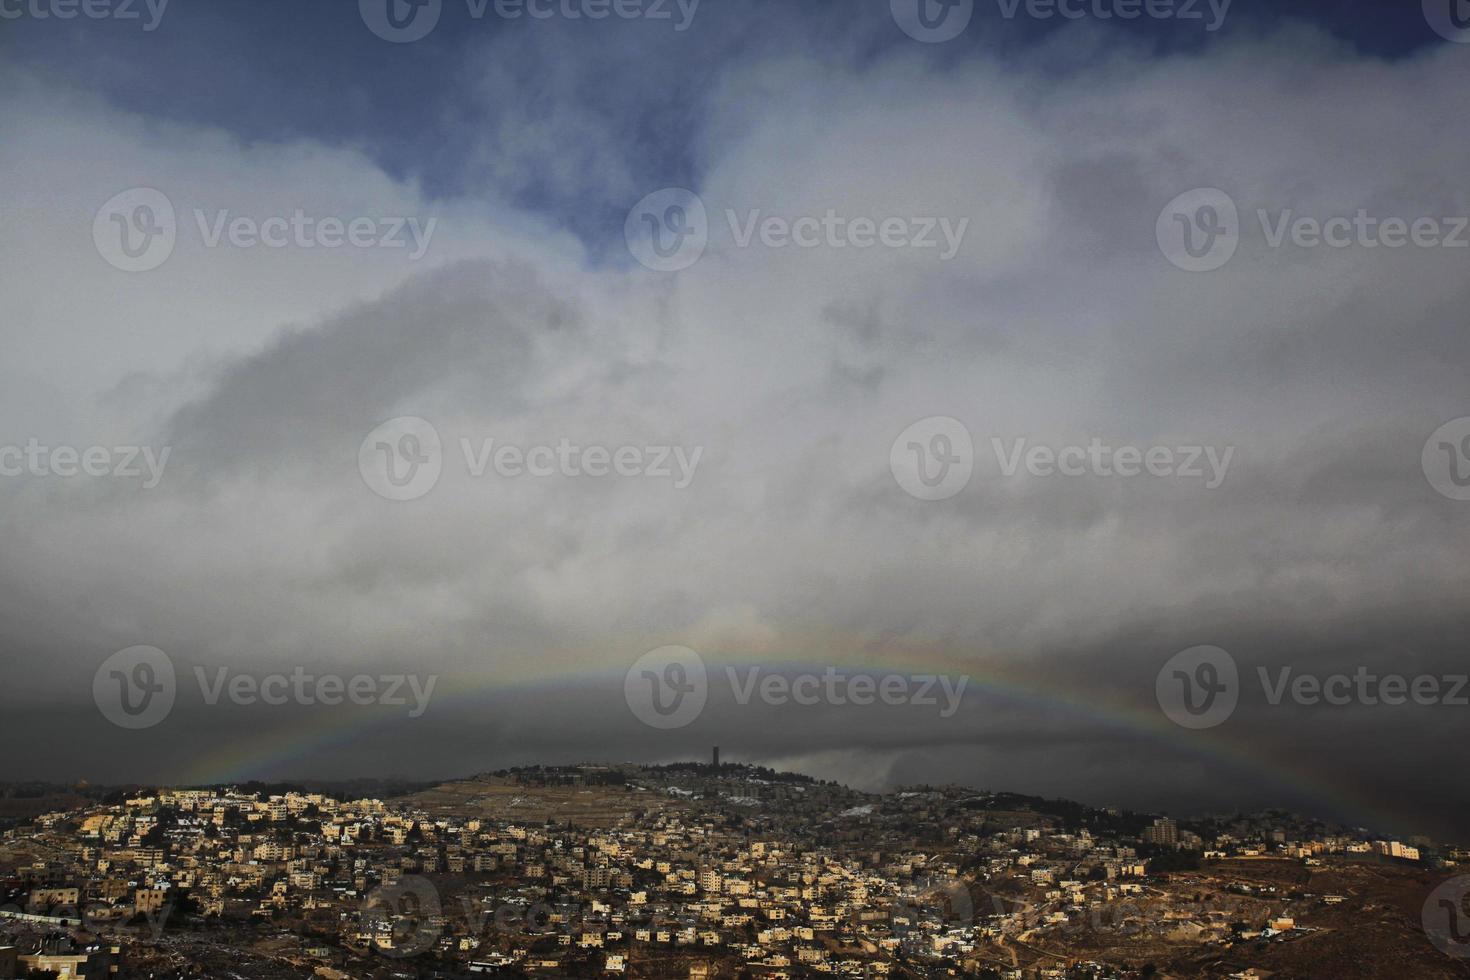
6, 0, 1451, 242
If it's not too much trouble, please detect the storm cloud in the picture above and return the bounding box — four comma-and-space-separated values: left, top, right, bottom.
2, 3, 1469, 843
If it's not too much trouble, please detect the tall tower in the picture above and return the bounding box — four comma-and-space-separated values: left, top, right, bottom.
712, 746, 720, 770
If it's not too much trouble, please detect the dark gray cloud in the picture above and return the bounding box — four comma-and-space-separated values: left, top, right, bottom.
2, 15, 1469, 846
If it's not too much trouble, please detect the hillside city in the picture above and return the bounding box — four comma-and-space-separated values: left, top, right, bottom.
1, 760, 1466, 979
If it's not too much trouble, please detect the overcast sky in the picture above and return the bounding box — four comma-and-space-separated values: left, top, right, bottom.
2, 0, 1469, 843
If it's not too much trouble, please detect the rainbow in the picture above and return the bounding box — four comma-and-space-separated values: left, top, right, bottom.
177, 643, 1404, 836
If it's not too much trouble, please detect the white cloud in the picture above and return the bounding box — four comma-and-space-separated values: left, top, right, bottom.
3, 26, 1469, 837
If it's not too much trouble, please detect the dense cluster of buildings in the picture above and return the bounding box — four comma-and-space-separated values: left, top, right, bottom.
0, 765, 1458, 978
